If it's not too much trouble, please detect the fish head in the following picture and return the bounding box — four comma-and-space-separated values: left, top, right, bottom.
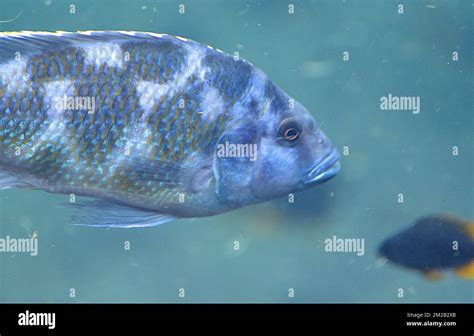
252, 97, 341, 199
213, 74, 340, 207
378, 236, 403, 264
377, 230, 433, 270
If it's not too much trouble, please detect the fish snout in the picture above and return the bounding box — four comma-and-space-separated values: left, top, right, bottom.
301, 147, 341, 185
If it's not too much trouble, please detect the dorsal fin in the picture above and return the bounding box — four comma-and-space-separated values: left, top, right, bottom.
0, 31, 190, 63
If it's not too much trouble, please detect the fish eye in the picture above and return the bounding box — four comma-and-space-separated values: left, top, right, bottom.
278, 118, 301, 143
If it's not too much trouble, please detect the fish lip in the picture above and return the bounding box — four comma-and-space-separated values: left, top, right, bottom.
301, 149, 341, 185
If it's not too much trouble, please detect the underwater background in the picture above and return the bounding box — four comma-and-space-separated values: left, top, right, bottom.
0, 0, 472, 303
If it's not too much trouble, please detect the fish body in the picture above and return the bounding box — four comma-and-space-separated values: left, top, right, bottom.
378, 215, 474, 280
0, 31, 340, 227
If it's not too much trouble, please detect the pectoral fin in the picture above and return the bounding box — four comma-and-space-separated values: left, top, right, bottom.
113, 155, 194, 188
455, 261, 474, 280
112, 154, 214, 194
0, 169, 34, 189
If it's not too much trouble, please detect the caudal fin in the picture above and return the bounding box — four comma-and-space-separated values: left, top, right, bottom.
455, 261, 474, 280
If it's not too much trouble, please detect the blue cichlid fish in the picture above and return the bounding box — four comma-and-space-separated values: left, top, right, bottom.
0, 31, 340, 228
378, 214, 474, 280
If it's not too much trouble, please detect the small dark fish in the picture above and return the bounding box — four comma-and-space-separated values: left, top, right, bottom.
0, 31, 340, 228
378, 214, 474, 280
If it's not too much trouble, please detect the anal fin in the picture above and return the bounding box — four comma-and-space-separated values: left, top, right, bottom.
422, 270, 445, 281
67, 200, 176, 228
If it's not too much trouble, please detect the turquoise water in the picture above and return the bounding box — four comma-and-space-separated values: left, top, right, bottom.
0, 0, 472, 302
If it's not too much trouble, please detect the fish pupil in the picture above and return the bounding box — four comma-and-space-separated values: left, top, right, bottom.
285, 128, 299, 141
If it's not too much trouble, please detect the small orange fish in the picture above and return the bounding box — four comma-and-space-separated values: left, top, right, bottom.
378, 214, 474, 280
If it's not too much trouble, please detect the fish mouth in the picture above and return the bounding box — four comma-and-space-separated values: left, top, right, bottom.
301, 149, 341, 185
